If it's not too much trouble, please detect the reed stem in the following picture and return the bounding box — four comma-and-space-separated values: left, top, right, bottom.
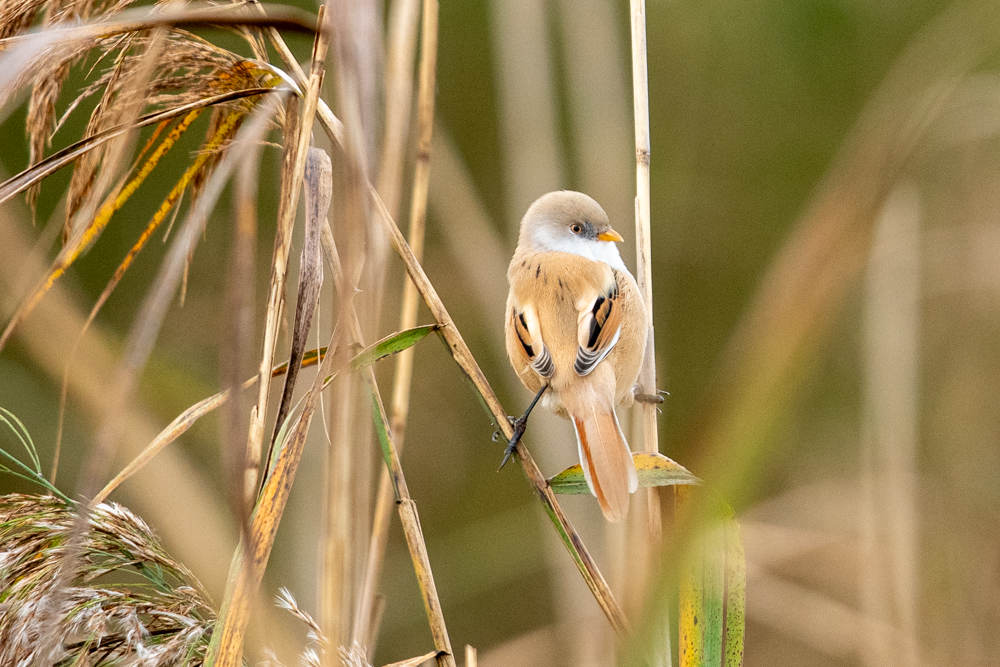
629, 1, 669, 661
357, 0, 438, 650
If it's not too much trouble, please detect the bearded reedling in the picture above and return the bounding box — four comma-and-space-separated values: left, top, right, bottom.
503, 191, 649, 522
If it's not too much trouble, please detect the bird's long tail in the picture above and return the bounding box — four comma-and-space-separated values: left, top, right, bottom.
571, 407, 638, 522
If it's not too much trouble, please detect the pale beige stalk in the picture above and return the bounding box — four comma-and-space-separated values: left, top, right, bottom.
316, 146, 456, 667
627, 2, 669, 662
356, 0, 438, 650
629, 0, 660, 528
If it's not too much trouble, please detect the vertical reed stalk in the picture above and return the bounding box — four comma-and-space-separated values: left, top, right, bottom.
245, 11, 330, 509
317, 144, 454, 666
376, 0, 421, 220
320, 3, 382, 654
357, 0, 438, 650
628, 2, 670, 662
629, 0, 660, 534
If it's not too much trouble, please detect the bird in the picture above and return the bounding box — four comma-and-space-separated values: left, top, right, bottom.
503, 190, 647, 522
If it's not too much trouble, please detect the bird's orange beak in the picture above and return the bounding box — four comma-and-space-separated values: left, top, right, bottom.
597, 229, 624, 243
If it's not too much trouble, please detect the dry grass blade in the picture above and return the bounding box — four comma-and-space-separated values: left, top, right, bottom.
205, 297, 341, 667
265, 146, 329, 475
246, 12, 328, 508
244, 91, 299, 507
221, 127, 263, 531
0, 87, 275, 206
92, 380, 253, 505
93, 344, 343, 506
357, 0, 437, 650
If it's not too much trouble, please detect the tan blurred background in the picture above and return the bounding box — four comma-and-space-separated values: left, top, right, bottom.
3, 0, 1000, 665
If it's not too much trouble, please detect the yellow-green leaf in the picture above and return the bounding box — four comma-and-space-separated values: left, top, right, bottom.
548, 452, 699, 495
679, 495, 746, 667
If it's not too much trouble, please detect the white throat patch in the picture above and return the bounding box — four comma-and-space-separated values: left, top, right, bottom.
530, 227, 629, 273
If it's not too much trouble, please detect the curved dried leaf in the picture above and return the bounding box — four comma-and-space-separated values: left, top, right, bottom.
267, 146, 328, 467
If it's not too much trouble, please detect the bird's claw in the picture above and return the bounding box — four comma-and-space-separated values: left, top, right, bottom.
497, 415, 527, 471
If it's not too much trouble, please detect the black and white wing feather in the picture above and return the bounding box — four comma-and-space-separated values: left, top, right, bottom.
511, 305, 555, 378
574, 281, 622, 376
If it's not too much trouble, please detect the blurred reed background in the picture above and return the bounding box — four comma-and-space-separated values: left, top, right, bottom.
2, 0, 1000, 665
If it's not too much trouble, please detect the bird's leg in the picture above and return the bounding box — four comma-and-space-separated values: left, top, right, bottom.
498, 384, 548, 471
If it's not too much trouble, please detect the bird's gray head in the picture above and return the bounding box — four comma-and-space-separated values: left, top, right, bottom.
517, 191, 627, 271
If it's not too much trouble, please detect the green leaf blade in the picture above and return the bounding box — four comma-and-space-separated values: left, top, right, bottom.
350, 324, 439, 371
547, 452, 700, 495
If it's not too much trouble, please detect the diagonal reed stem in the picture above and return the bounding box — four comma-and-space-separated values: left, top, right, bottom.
356, 0, 437, 650
366, 187, 631, 637
365, 370, 456, 667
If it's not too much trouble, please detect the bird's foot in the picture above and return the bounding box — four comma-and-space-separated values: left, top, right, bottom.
633, 386, 667, 405
498, 384, 548, 471
498, 415, 528, 471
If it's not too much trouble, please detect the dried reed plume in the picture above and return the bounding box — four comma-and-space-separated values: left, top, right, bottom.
0, 494, 215, 666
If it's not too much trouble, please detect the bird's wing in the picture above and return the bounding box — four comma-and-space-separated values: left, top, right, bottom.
511, 303, 555, 378
574, 279, 623, 376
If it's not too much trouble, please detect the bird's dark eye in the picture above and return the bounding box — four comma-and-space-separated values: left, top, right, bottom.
570, 224, 583, 234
